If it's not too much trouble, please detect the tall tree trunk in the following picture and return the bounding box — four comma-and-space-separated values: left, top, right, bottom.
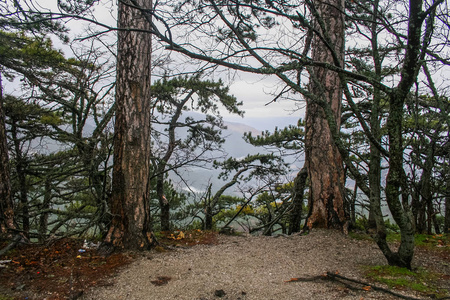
204, 205, 213, 231
382, 0, 428, 269
102, 0, 153, 251
0, 71, 16, 234
288, 166, 307, 234
445, 175, 450, 234
154, 97, 186, 232
350, 182, 357, 227
156, 176, 170, 231
421, 143, 435, 234
304, 0, 348, 232
10, 120, 29, 237
368, 8, 382, 232
39, 176, 52, 242
367, 0, 394, 260
384, 91, 415, 269
412, 182, 427, 233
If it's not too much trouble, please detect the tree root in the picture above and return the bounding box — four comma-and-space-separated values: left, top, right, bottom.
287, 271, 448, 300
325, 272, 422, 300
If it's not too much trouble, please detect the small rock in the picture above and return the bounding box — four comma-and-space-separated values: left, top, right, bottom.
214, 289, 226, 297
70, 290, 84, 300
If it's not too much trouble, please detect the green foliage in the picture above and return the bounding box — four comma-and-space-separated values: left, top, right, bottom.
0, 0, 69, 41
348, 231, 373, 241
384, 219, 400, 233
151, 75, 243, 117
350, 216, 400, 234
185, 220, 204, 231
3, 95, 62, 139
353, 216, 370, 232
65, 200, 98, 215
1, 27, 115, 240
244, 119, 305, 151
40, 114, 63, 126
214, 196, 252, 224
386, 233, 449, 249
214, 153, 288, 181
352, 229, 449, 253
149, 175, 190, 230
0, 31, 68, 80
151, 75, 243, 155
57, 0, 99, 15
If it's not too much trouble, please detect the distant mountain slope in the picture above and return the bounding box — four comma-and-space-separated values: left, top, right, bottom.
223, 120, 261, 136
223, 116, 299, 132
221, 121, 262, 159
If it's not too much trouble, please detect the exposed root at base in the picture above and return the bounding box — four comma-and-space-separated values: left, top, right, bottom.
286, 271, 444, 300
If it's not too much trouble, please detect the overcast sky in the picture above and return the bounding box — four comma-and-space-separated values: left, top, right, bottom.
225, 74, 303, 130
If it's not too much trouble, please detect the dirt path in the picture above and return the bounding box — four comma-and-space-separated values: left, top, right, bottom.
82, 229, 426, 300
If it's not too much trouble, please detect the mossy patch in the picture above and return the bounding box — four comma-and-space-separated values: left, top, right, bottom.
386, 233, 448, 250
364, 265, 449, 298
349, 231, 449, 251
348, 231, 372, 241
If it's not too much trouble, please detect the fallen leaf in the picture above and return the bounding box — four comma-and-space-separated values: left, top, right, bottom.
362, 286, 372, 291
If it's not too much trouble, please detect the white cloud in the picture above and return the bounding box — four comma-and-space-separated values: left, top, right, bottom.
227, 74, 304, 119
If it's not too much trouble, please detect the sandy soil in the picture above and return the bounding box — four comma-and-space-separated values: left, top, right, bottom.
81, 229, 428, 300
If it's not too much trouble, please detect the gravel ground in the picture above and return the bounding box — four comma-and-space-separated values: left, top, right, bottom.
82, 229, 425, 300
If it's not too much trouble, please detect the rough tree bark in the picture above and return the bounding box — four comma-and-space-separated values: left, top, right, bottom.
101, 0, 154, 251
304, 0, 348, 232
367, 0, 383, 234
419, 142, 435, 234
381, 0, 427, 269
0, 71, 16, 234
